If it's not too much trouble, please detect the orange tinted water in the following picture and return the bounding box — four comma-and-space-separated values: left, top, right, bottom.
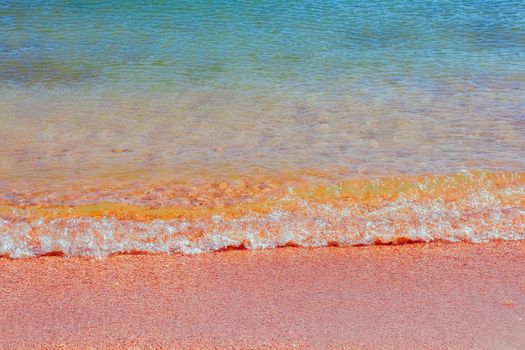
0, 85, 524, 258
1, 170, 523, 257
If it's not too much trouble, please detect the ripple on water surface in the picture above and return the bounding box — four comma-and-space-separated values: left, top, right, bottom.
0, 1, 524, 257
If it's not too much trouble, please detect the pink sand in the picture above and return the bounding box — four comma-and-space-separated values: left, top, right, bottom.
1, 241, 525, 349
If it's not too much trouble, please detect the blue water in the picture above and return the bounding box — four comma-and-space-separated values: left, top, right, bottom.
0, 1, 524, 259
0, 1, 524, 182
1, 0, 524, 93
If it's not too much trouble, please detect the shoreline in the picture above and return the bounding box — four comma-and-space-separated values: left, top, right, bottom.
2, 241, 525, 349
1, 170, 523, 259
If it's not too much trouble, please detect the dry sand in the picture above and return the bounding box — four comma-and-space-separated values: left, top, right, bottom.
1, 241, 525, 349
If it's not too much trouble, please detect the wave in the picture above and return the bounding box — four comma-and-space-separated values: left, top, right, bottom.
1, 170, 523, 258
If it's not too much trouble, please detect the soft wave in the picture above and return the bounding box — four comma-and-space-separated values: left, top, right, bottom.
1, 171, 523, 258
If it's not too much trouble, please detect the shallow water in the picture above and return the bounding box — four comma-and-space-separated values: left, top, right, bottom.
0, 1, 524, 257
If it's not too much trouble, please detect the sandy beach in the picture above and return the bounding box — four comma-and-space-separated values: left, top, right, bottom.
1, 241, 524, 349
2, 2, 524, 349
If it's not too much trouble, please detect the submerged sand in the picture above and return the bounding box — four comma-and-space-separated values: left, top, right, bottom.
1, 241, 525, 349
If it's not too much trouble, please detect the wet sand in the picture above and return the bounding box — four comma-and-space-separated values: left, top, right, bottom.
1, 241, 525, 349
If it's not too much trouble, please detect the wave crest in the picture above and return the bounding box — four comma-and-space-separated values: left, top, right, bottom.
1, 171, 524, 258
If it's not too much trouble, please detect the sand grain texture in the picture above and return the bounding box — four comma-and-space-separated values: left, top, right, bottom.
1, 242, 525, 349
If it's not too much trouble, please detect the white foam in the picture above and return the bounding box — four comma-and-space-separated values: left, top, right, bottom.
1, 185, 524, 258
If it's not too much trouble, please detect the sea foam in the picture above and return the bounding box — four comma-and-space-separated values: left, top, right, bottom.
1, 171, 523, 258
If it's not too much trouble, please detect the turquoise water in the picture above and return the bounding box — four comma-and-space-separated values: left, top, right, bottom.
0, 1, 524, 258
0, 1, 524, 182
1, 0, 524, 91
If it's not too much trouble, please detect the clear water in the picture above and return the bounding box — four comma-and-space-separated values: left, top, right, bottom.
0, 1, 524, 257
1, 0, 525, 179
2, 1, 525, 89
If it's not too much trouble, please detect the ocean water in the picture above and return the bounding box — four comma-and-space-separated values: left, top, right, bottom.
0, 1, 524, 257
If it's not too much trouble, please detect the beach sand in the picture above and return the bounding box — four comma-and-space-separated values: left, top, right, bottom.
1, 241, 524, 349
